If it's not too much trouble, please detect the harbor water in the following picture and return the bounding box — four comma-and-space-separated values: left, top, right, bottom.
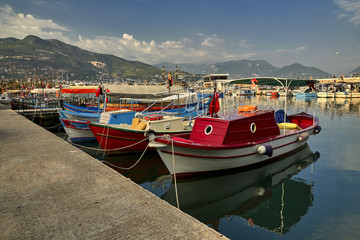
68, 95, 360, 240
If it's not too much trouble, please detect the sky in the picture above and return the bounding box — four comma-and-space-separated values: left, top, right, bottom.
0, 0, 359, 76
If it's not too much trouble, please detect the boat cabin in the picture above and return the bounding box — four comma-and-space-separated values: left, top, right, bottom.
189, 110, 280, 146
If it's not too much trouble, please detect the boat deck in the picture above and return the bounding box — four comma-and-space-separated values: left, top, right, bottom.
0, 104, 225, 239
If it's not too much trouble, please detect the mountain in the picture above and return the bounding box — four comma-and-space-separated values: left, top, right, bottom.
349, 66, 360, 76
0, 35, 163, 81
155, 60, 330, 79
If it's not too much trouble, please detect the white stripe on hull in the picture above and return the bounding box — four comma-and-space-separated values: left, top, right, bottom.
64, 127, 95, 141
156, 129, 313, 175
63, 112, 98, 122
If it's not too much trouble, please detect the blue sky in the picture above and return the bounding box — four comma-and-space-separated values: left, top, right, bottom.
0, 0, 359, 75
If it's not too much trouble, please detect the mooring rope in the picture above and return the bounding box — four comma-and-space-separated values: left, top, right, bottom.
101, 142, 150, 170
171, 138, 180, 209
95, 123, 109, 158
102, 125, 111, 158
44, 122, 62, 129
30, 98, 39, 122
69, 137, 149, 151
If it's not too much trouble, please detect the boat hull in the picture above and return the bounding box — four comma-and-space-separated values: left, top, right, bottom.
61, 110, 100, 122
295, 92, 316, 99
89, 123, 192, 155
89, 124, 151, 155
60, 118, 96, 142
155, 127, 316, 177
317, 92, 335, 98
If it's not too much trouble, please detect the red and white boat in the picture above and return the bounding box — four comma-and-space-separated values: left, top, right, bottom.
150, 108, 321, 177
150, 77, 322, 177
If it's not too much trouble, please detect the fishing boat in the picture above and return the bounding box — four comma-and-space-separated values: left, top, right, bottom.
89, 113, 194, 155
149, 77, 321, 177
60, 109, 135, 143
61, 97, 204, 143
295, 84, 317, 99
60, 84, 202, 142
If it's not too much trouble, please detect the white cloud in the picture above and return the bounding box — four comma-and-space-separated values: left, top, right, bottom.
0, 4, 71, 42
200, 35, 223, 48
239, 40, 253, 49
310, 213, 360, 240
335, 0, 360, 27
273, 46, 308, 54
75, 33, 252, 64
0, 4, 255, 64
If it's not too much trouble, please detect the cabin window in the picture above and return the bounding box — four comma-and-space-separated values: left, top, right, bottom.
250, 123, 256, 133
204, 125, 213, 135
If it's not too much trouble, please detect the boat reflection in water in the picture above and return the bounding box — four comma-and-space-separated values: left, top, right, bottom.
101, 151, 170, 185
161, 144, 319, 235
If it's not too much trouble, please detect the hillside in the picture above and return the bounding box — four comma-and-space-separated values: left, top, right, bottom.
155, 60, 330, 79
0, 35, 163, 81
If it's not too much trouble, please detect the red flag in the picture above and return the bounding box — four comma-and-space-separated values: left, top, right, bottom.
209, 90, 220, 117
251, 78, 258, 87
95, 86, 102, 97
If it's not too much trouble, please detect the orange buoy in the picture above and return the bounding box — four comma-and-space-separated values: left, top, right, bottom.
238, 105, 257, 112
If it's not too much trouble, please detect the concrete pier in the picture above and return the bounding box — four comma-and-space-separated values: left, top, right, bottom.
0, 104, 226, 239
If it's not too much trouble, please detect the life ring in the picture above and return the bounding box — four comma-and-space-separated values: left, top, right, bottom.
238, 105, 257, 112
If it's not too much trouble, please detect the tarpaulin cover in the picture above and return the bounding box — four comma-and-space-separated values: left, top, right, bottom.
61, 86, 98, 94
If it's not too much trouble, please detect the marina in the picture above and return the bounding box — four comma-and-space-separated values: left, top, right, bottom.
1, 1, 360, 238
0, 103, 224, 239
64, 95, 360, 239
2, 92, 360, 239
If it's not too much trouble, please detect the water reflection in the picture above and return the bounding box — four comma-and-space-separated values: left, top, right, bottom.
102, 151, 169, 184
162, 145, 319, 235
227, 95, 360, 119
316, 98, 360, 118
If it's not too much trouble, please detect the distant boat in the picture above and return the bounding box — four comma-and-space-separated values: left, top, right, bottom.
295, 92, 316, 99
317, 91, 335, 98
266, 91, 279, 97
278, 91, 293, 97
